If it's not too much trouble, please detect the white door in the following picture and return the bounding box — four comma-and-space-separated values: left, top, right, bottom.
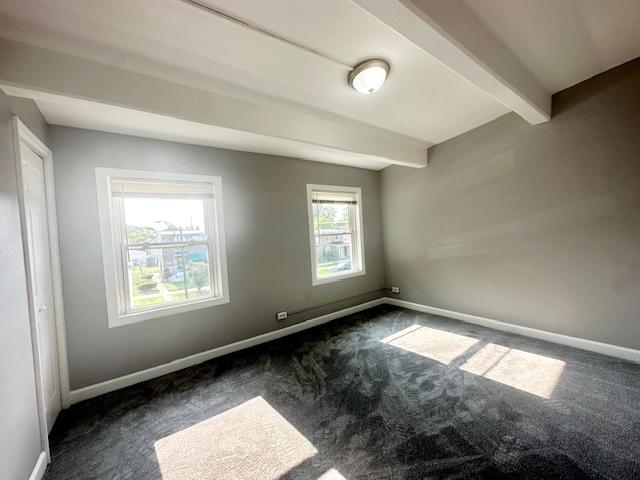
20, 141, 61, 433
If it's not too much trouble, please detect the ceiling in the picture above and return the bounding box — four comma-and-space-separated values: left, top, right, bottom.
0, 0, 507, 144
462, 0, 640, 94
0, 0, 638, 169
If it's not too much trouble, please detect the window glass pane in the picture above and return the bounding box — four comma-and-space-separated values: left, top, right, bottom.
124, 197, 207, 244
313, 202, 351, 234
127, 245, 212, 310
315, 233, 354, 277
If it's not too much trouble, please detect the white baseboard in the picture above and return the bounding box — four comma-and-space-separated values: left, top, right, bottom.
68, 295, 639, 405
28, 452, 47, 480
384, 297, 640, 363
69, 298, 384, 404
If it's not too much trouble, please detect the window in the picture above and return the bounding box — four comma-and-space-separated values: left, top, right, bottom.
96, 168, 229, 327
307, 184, 365, 285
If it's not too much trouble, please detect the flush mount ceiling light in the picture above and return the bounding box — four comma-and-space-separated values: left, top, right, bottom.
348, 59, 390, 95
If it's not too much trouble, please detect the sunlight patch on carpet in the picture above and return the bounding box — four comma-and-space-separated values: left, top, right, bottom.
461, 343, 565, 398
318, 468, 348, 479
154, 396, 317, 480
381, 324, 479, 364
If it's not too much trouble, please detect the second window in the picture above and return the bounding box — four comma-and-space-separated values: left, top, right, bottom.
307, 184, 365, 285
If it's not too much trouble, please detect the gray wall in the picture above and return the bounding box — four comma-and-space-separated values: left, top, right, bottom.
0, 92, 48, 479
50, 127, 385, 389
381, 58, 640, 350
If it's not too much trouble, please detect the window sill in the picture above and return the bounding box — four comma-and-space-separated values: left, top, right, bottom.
108, 295, 230, 328
312, 269, 365, 286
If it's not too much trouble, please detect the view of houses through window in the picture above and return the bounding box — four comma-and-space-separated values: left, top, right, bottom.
123, 196, 213, 310
308, 185, 364, 283
313, 201, 354, 276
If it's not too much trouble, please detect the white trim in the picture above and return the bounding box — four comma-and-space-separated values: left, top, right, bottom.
112, 296, 229, 327
40, 129, 71, 410
384, 298, 640, 363
13, 118, 51, 458
312, 269, 366, 285
68, 295, 640, 405
95, 167, 230, 328
28, 452, 48, 480
69, 298, 384, 404
13, 117, 71, 462
306, 184, 366, 286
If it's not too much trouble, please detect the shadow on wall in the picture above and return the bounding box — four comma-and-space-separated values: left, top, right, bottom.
420, 146, 620, 261
427, 192, 616, 260
381, 60, 640, 351
391, 60, 640, 265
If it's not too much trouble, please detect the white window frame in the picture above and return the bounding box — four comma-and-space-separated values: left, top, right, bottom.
306, 184, 366, 286
96, 168, 230, 328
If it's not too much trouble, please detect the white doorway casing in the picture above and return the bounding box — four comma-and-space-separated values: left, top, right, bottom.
13, 117, 70, 463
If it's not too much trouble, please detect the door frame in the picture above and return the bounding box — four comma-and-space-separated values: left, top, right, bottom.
12, 116, 70, 460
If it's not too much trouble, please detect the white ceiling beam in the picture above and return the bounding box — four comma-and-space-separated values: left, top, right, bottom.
353, 0, 551, 124
0, 37, 429, 168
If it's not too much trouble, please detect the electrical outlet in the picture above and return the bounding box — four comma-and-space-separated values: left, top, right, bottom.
276, 311, 288, 321
391, 286, 400, 294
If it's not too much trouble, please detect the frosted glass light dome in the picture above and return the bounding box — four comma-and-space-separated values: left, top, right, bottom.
348, 59, 390, 95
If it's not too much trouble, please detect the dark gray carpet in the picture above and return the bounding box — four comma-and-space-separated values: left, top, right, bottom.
44, 305, 640, 479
